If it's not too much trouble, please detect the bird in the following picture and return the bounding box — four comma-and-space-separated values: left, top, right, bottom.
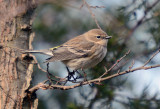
24, 29, 112, 77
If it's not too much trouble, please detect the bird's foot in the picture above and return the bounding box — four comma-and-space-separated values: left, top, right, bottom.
65, 67, 76, 82
66, 71, 76, 82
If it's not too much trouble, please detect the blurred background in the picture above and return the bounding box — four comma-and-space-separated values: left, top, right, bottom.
31, 0, 160, 109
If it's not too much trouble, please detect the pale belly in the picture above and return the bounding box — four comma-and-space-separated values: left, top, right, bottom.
63, 46, 107, 70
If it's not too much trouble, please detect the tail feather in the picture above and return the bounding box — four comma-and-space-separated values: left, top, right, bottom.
23, 49, 53, 56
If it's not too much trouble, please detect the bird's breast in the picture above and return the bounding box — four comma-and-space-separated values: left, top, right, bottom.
63, 45, 107, 70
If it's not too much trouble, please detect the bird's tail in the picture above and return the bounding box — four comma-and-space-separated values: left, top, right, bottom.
23, 49, 53, 56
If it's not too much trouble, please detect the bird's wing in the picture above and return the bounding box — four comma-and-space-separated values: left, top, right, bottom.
45, 41, 94, 63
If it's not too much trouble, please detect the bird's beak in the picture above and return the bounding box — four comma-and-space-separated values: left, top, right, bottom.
105, 36, 112, 39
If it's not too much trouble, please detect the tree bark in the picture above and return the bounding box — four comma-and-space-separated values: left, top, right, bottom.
0, 0, 38, 108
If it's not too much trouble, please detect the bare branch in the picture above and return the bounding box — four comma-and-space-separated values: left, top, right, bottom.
28, 64, 160, 91
133, 0, 160, 30
81, 0, 101, 29
26, 49, 160, 93
129, 60, 135, 70
100, 50, 130, 78
143, 49, 160, 67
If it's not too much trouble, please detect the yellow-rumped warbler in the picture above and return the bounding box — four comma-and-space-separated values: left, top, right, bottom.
24, 29, 112, 71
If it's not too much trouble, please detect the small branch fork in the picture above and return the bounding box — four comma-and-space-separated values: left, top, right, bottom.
1, 41, 160, 100
100, 50, 131, 78
27, 48, 160, 94
126, 0, 160, 40
81, 0, 102, 29
132, 0, 160, 30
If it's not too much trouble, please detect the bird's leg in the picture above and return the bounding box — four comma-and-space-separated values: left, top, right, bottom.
66, 67, 76, 82
81, 68, 87, 82
69, 70, 76, 82
66, 67, 71, 80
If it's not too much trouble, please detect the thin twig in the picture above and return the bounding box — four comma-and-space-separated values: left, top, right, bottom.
82, 0, 101, 29
27, 49, 160, 92
100, 50, 130, 78
28, 64, 160, 91
129, 60, 135, 70
143, 49, 160, 67
133, 0, 160, 30
30, 54, 48, 73
126, 0, 160, 41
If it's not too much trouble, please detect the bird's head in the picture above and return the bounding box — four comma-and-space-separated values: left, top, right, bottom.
85, 29, 112, 46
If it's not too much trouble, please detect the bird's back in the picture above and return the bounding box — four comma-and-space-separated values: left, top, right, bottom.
45, 35, 95, 63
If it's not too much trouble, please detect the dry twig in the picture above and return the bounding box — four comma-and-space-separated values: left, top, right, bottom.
143, 49, 160, 67
81, 0, 101, 29
28, 63, 160, 91
126, 0, 160, 40
27, 49, 160, 93
100, 50, 131, 78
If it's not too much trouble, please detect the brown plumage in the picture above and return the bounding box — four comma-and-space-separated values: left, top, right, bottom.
24, 29, 112, 70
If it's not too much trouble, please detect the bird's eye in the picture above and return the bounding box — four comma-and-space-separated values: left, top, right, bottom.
96, 36, 101, 39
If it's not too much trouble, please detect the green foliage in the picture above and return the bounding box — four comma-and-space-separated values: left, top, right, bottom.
149, 15, 160, 45
38, 100, 46, 109
32, 4, 67, 43
67, 103, 83, 109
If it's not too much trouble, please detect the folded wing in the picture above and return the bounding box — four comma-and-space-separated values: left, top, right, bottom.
45, 40, 94, 63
